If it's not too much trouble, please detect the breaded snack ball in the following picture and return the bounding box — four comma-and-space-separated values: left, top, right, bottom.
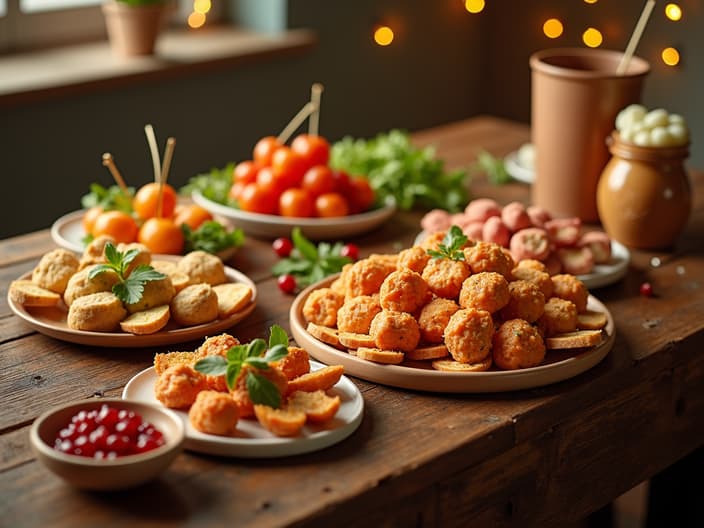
397, 245, 430, 274
368, 253, 399, 267
551, 274, 589, 313
177, 250, 226, 286
63, 264, 121, 307
514, 258, 548, 274
337, 294, 382, 334
344, 258, 395, 298
369, 310, 420, 352
418, 230, 447, 252
154, 364, 207, 409
170, 283, 219, 326
418, 297, 460, 344
32, 248, 80, 294
197, 333, 240, 358
125, 275, 176, 314
463, 241, 514, 279
459, 272, 510, 313
500, 280, 545, 323
538, 297, 578, 337
511, 266, 554, 300
493, 319, 546, 370
379, 268, 429, 313
116, 242, 151, 276
231, 365, 288, 418
302, 287, 344, 327
189, 390, 239, 436
79, 235, 114, 270
443, 308, 494, 364
67, 291, 127, 332
422, 257, 470, 300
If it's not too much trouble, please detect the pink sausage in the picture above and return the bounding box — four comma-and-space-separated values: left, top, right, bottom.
578, 230, 612, 264
421, 209, 452, 233
482, 216, 511, 247
501, 201, 532, 233
526, 205, 552, 228
545, 217, 582, 248
509, 227, 551, 261
464, 198, 501, 223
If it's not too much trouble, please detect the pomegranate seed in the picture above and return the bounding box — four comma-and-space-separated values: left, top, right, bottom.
272, 237, 293, 258
277, 274, 297, 294
340, 243, 359, 261
640, 282, 654, 297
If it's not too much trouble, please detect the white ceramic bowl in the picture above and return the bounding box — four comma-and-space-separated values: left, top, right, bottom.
30, 398, 184, 490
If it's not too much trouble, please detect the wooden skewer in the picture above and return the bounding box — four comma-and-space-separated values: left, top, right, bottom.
308, 83, 324, 136
156, 137, 176, 218
144, 124, 162, 183
617, 0, 656, 75
101, 153, 130, 196
277, 101, 317, 144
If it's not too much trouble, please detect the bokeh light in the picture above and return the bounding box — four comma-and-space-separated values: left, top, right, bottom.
194, 0, 211, 14
543, 18, 564, 39
464, 0, 485, 14
584, 0, 598, 4
374, 26, 394, 46
661, 47, 680, 66
188, 11, 206, 29
665, 3, 682, 21
582, 27, 603, 48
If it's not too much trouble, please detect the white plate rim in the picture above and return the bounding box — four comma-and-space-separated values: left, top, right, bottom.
504, 150, 535, 184
122, 360, 364, 458
51, 210, 86, 254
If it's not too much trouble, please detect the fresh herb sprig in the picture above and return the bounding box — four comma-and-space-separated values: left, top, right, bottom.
271, 228, 352, 288
427, 225, 468, 261
88, 242, 167, 304
182, 221, 245, 254
194, 325, 290, 408
180, 163, 237, 206
81, 182, 134, 213
473, 150, 511, 185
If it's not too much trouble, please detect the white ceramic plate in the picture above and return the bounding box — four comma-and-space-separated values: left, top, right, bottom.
191, 191, 396, 241
8, 256, 257, 348
504, 150, 535, 184
122, 361, 364, 457
290, 276, 615, 393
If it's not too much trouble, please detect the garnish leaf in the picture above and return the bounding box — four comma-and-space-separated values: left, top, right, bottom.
427, 225, 468, 261
264, 343, 289, 363
268, 324, 289, 348
246, 372, 281, 408
245, 357, 269, 370
226, 363, 242, 390
292, 227, 318, 261
246, 338, 267, 359
193, 355, 228, 376
182, 221, 244, 254
226, 345, 248, 363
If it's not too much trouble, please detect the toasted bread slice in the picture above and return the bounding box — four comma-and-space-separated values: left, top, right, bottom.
9, 280, 61, 307
120, 305, 170, 335
286, 390, 341, 423
306, 322, 340, 347
338, 331, 376, 349
406, 344, 449, 361
546, 329, 603, 350
432, 357, 492, 372
213, 282, 253, 318
356, 347, 405, 364
576, 310, 608, 330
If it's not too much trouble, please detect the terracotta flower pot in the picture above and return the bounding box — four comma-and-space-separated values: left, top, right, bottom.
102, 1, 169, 57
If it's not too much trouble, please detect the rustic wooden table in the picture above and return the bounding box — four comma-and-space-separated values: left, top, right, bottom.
1, 116, 703, 527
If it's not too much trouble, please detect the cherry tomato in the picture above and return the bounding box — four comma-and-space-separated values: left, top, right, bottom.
228, 181, 247, 202
331, 169, 353, 194
173, 203, 212, 230
279, 188, 315, 218
277, 274, 297, 294
82, 206, 104, 235
340, 243, 359, 261
132, 182, 177, 220
232, 160, 260, 185
640, 282, 654, 297
92, 210, 139, 244
256, 166, 285, 200
291, 134, 330, 170
301, 165, 335, 197
271, 146, 307, 189
349, 177, 375, 213
253, 136, 282, 167
138, 217, 185, 255
272, 237, 293, 258
238, 183, 278, 215
315, 192, 349, 218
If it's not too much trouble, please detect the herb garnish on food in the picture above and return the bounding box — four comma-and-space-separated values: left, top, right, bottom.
88, 242, 167, 304
427, 225, 468, 261
194, 325, 290, 408
180, 163, 237, 207
473, 150, 511, 185
81, 183, 134, 213
182, 221, 244, 254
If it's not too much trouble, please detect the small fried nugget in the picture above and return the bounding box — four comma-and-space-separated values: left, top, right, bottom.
379, 268, 429, 313
32, 248, 80, 294
287, 365, 344, 394
500, 280, 545, 323
418, 230, 448, 251
170, 283, 219, 326
331, 264, 353, 295
463, 241, 514, 279
337, 294, 382, 334
492, 319, 546, 370
125, 275, 176, 314
286, 390, 341, 423
443, 308, 494, 364
177, 250, 226, 286
514, 258, 548, 273
67, 291, 127, 332
154, 364, 207, 409
302, 287, 344, 327
538, 297, 578, 337
64, 265, 121, 307
459, 272, 510, 313
254, 405, 306, 437
551, 273, 589, 313
368, 253, 399, 267
154, 351, 199, 375
396, 245, 431, 274
421, 257, 470, 300
78, 235, 114, 269
196, 333, 240, 358
189, 390, 239, 436
417, 297, 460, 344
271, 346, 311, 381
369, 310, 420, 353
344, 258, 396, 298
231, 365, 288, 418
511, 266, 554, 299
9, 280, 61, 307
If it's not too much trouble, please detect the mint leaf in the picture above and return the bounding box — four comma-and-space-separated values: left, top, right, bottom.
194, 356, 228, 376
292, 227, 318, 261
246, 339, 267, 359
227, 345, 248, 363
268, 325, 289, 348
226, 363, 242, 391
245, 357, 269, 370
264, 343, 288, 362
247, 372, 281, 408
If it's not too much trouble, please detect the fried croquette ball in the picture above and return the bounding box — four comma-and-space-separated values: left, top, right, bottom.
397, 245, 430, 274
116, 242, 151, 276
170, 283, 219, 326
421, 257, 470, 300
500, 280, 545, 323
67, 291, 127, 332
189, 390, 239, 436
154, 364, 207, 409
337, 294, 382, 334
463, 241, 514, 279
369, 310, 420, 352
443, 308, 494, 364
197, 333, 240, 358
418, 297, 460, 344
551, 273, 589, 313
177, 250, 226, 286
379, 268, 429, 313
78, 235, 115, 269
302, 287, 344, 327
344, 258, 396, 298
32, 248, 80, 294
538, 297, 578, 337
514, 258, 548, 273
63, 264, 121, 307
492, 319, 546, 370
125, 275, 176, 314
459, 272, 510, 313
418, 230, 448, 251
510, 266, 554, 300
230, 365, 288, 418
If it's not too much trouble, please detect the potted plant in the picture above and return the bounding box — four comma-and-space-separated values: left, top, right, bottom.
102, 0, 172, 57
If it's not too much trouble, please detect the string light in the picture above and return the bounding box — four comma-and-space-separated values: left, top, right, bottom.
582, 27, 603, 47
188, 11, 206, 29
464, 0, 485, 14
665, 3, 682, 21
661, 47, 680, 66
543, 18, 564, 39
194, 0, 211, 14
374, 25, 394, 46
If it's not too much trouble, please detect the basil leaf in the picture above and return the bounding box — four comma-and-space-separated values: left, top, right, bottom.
226, 363, 242, 391
194, 356, 228, 376
246, 338, 267, 358
227, 344, 248, 363
292, 227, 318, 261
271, 259, 313, 277
244, 357, 269, 370
268, 325, 289, 348
247, 372, 281, 408
264, 343, 289, 363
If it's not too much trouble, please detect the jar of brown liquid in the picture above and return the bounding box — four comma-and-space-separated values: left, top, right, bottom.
596, 132, 691, 249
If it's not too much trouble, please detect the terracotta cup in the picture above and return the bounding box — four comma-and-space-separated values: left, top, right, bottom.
102, 1, 168, 57
530, 48, 650, 222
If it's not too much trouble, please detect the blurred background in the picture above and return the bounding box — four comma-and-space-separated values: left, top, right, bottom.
0, 0, 701, 239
